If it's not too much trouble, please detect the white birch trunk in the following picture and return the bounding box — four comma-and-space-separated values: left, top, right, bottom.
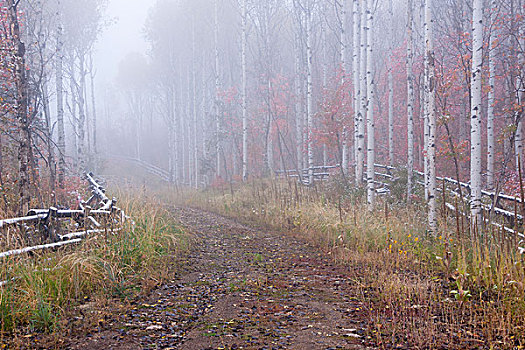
487, 0, 496, 189
516, 61, 524, 173
425, 0, 437, 233
56, 8, 66, 188
179, 71, 186, 183
352, 0, 360, 179
388, 72, 394, 166
242, 0, 248, 181
77, 54, 87, 173
88, 55, 97, 172
186, 71, 192, 184
192, 20, 199, 189
356, 0, 367, 185
366, 0, 375, 209
267, 78, 274, 174
340, 0, 348, 176
214, 0, 221, 178
407, 0, 415, 203
388, 0, 394, 166
519, 20, 525, 174
294, 31, 303, 174
69, 59, 78, 168
306, 4, 314, 184
471, 0, 483, 231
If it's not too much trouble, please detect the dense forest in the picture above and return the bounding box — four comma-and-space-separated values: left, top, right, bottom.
0, 0, 523, 232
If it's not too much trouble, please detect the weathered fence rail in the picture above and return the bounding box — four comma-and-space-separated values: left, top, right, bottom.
0, 172, 129, 260
276, 163, 394, 193
277, 163, 524, 240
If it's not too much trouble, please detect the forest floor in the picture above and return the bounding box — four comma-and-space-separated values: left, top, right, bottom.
38, 206, 373, 350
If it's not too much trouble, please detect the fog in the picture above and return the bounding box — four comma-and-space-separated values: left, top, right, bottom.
94, 0, 155, 87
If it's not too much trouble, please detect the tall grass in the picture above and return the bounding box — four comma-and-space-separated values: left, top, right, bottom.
182, 177, 525, 348
0, 190, 189, 339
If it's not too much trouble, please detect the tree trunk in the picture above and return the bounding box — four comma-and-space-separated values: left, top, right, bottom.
306, 3, 314, 184
69, 58, 78, 169
425, 0, 437, 233
352, 0, 360, 180
192, 19, 199, 188
43, 82, 56, 204
89, 54, 97, 170
340, 0, 348, 176
487, 0, 496, 188
388, 0, 394, 166
356, 0, 367, 185
214, 0, 222, 179
77, 53, 87, 173
242, 0, 248, 181
407, 0, 415, 203
294, 31, 304, 176
56, 5, 66, 190
470, 0, 483, 232
366, 0, 375, 210
7, 0, 31, 215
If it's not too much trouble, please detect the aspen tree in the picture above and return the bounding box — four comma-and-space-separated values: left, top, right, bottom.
356, 0, 367, 185
352, 0, 360, 179
407, 0, 415, 203
424, 0, 437, 232
470, 0, 483, 231
242, 0, 248, 181
366, 0, 375, 209
305, 0, 314, 184
340, 0, 348, 176
56, 0, 66, 189
487, 0, 496, 189
388, 0, 394, 166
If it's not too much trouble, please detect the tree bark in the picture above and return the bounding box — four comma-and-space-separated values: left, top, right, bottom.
340, 0, 348, 176
356, 0, 367, 185
366, 0, 375, 210
352, 0, 360, 180
470, 0, 483, 233
56, 4, 66, 190
306, 2, 314, 184
425, 0, 437, 233
7, 0, 31, 215
407, 0, 415, 203
242, 0, 248, 181
388, 0, 394, 166
487, 0, 496, 189
77, 53, 87, 173
214, 0, 222, 178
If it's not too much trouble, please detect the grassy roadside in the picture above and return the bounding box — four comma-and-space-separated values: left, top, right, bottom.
0, 189, 190, 346
180, 178, 525, 349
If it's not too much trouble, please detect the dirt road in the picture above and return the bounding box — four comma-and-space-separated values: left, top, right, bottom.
65, 207, 371, 350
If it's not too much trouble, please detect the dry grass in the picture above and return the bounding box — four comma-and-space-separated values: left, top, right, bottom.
0, 188, 190, 339
179, 178, 525, 349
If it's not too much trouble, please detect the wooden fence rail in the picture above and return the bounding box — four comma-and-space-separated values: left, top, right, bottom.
277, 163, 524, 241
0, 172, 129, 260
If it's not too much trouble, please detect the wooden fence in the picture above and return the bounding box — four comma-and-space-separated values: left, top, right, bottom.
276, 163, 524, 239
104, 154, 170, 182
0, 172, 130, 260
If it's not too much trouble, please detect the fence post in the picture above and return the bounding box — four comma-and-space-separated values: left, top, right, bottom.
84, 205, 92, 235
48, 207, 59, 242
